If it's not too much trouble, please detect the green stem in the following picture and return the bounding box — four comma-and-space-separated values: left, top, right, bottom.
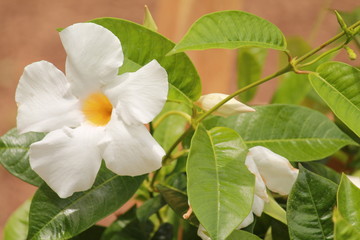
298, 43, 345, 68
162, 128, 193, 165
295, 20, 360, 64
196, 64, 292, 123
153, 110, 192, 128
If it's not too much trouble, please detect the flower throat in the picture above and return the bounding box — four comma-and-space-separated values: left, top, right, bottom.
82, 93, 112, 126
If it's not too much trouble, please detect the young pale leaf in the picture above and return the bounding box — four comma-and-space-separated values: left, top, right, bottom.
237, 47, 267, 103
3, 199, 31, 240
91, 18, 201, 101
287, 166, 337, 240
143, 5, 158, 31
336, 174, 360, 235
0, 128, 44, 186
187, 125, 254, 240
263, 194, 287, 225
169, 11, 287, 54
333, 208, 360, 240
309, 62, 360, 137
204, 104, 356, 162
27, 166, 145, 240
226, 230, 261, 240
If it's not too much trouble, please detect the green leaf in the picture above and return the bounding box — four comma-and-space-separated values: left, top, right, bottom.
187, 125, 254, 240
91, 18, 201, 101
3, 199, 31, 240
237, 47, 267, 103
302, 162, 341, 184
287, 166, 337, 240
271, 219, 290, 240
0, 128, 44, 186
333, 208, 360, 240
101, 206, 153, 240
169, 11, 287, 54
71, 226, 106, 240
226, 230, 261, 240
309, 62, 360, 137
27, 165, 145, 240
204, 104, 356, 161
336, 174, 360, 235
157, 184, 199, 226
136, 194, 166, 222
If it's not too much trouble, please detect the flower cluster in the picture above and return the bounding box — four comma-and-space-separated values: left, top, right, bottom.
16, 23, 168, 198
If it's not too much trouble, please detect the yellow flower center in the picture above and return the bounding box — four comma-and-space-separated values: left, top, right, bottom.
82, 93, 113, 126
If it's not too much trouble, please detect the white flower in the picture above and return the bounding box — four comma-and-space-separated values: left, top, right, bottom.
347, 175, 360, 188
195, 93, 255, 116
16, 23, 168, 198
239, 146, 298, 228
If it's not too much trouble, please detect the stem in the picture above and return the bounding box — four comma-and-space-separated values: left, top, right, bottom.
153, 110, 192, 128
295, 20, 360, 64
162, 128, 193, 165
196, 64, 292, 123
298, 43, 345, 68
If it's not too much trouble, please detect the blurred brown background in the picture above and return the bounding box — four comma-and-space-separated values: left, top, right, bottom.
0, 0, 358, 237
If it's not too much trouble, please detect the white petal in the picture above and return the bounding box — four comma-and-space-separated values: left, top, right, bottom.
196, 93, 255, 117
197, 225, 211, 240
16, 61, 82, 134
245, 154, 269, 202
99, 113, 165, 176
237, 211, 254, 229
249, 146, 299, 195
252, 195, 265, 217
347, 175, 360, 189
29, 125, 104, 198
60, 23, 124, 97
103, 60, 168, 125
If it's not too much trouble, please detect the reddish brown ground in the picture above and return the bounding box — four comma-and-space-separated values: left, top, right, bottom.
0, 0, 358, 238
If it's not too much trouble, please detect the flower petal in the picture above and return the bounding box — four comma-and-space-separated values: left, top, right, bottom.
29, 125, 104, 198
103, 60, 168, 125
15, 61, 82, 134
195, 93, 255, 117
100, 113, 165, 176
60, 23, 124, 97
245, 154, 269, 202
237, 211, 254, 229
252, 195, 265, 217
249, 146, 299, 195
347, 175, 360, 189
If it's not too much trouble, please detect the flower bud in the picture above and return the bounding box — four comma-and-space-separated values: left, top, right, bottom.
196, 93, 255, 117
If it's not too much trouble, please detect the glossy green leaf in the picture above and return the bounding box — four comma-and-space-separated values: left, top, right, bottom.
226, 230, 261, 240
91, 18, 201, 101
27, 166, 145, 240
204, 104, 356, 161
336, 174, 360, 237
287, 166, 337, 240
3, 199, 31, 240
187, 125, 254, 240
302, 162, 340, 184
136, 194, 166, 222
170, 11, 287, 54
237, 47, 267, 103
0, 128, 44, 186
309, 62, 360, 137
157, 184, 199, 226
101, 206, 153, 240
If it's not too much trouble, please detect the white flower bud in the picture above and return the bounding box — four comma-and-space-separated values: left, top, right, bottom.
196, 93, 255, 117
347, 175, 360, 188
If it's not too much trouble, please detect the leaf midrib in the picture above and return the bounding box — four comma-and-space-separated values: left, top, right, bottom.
207, 130, 221, 239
